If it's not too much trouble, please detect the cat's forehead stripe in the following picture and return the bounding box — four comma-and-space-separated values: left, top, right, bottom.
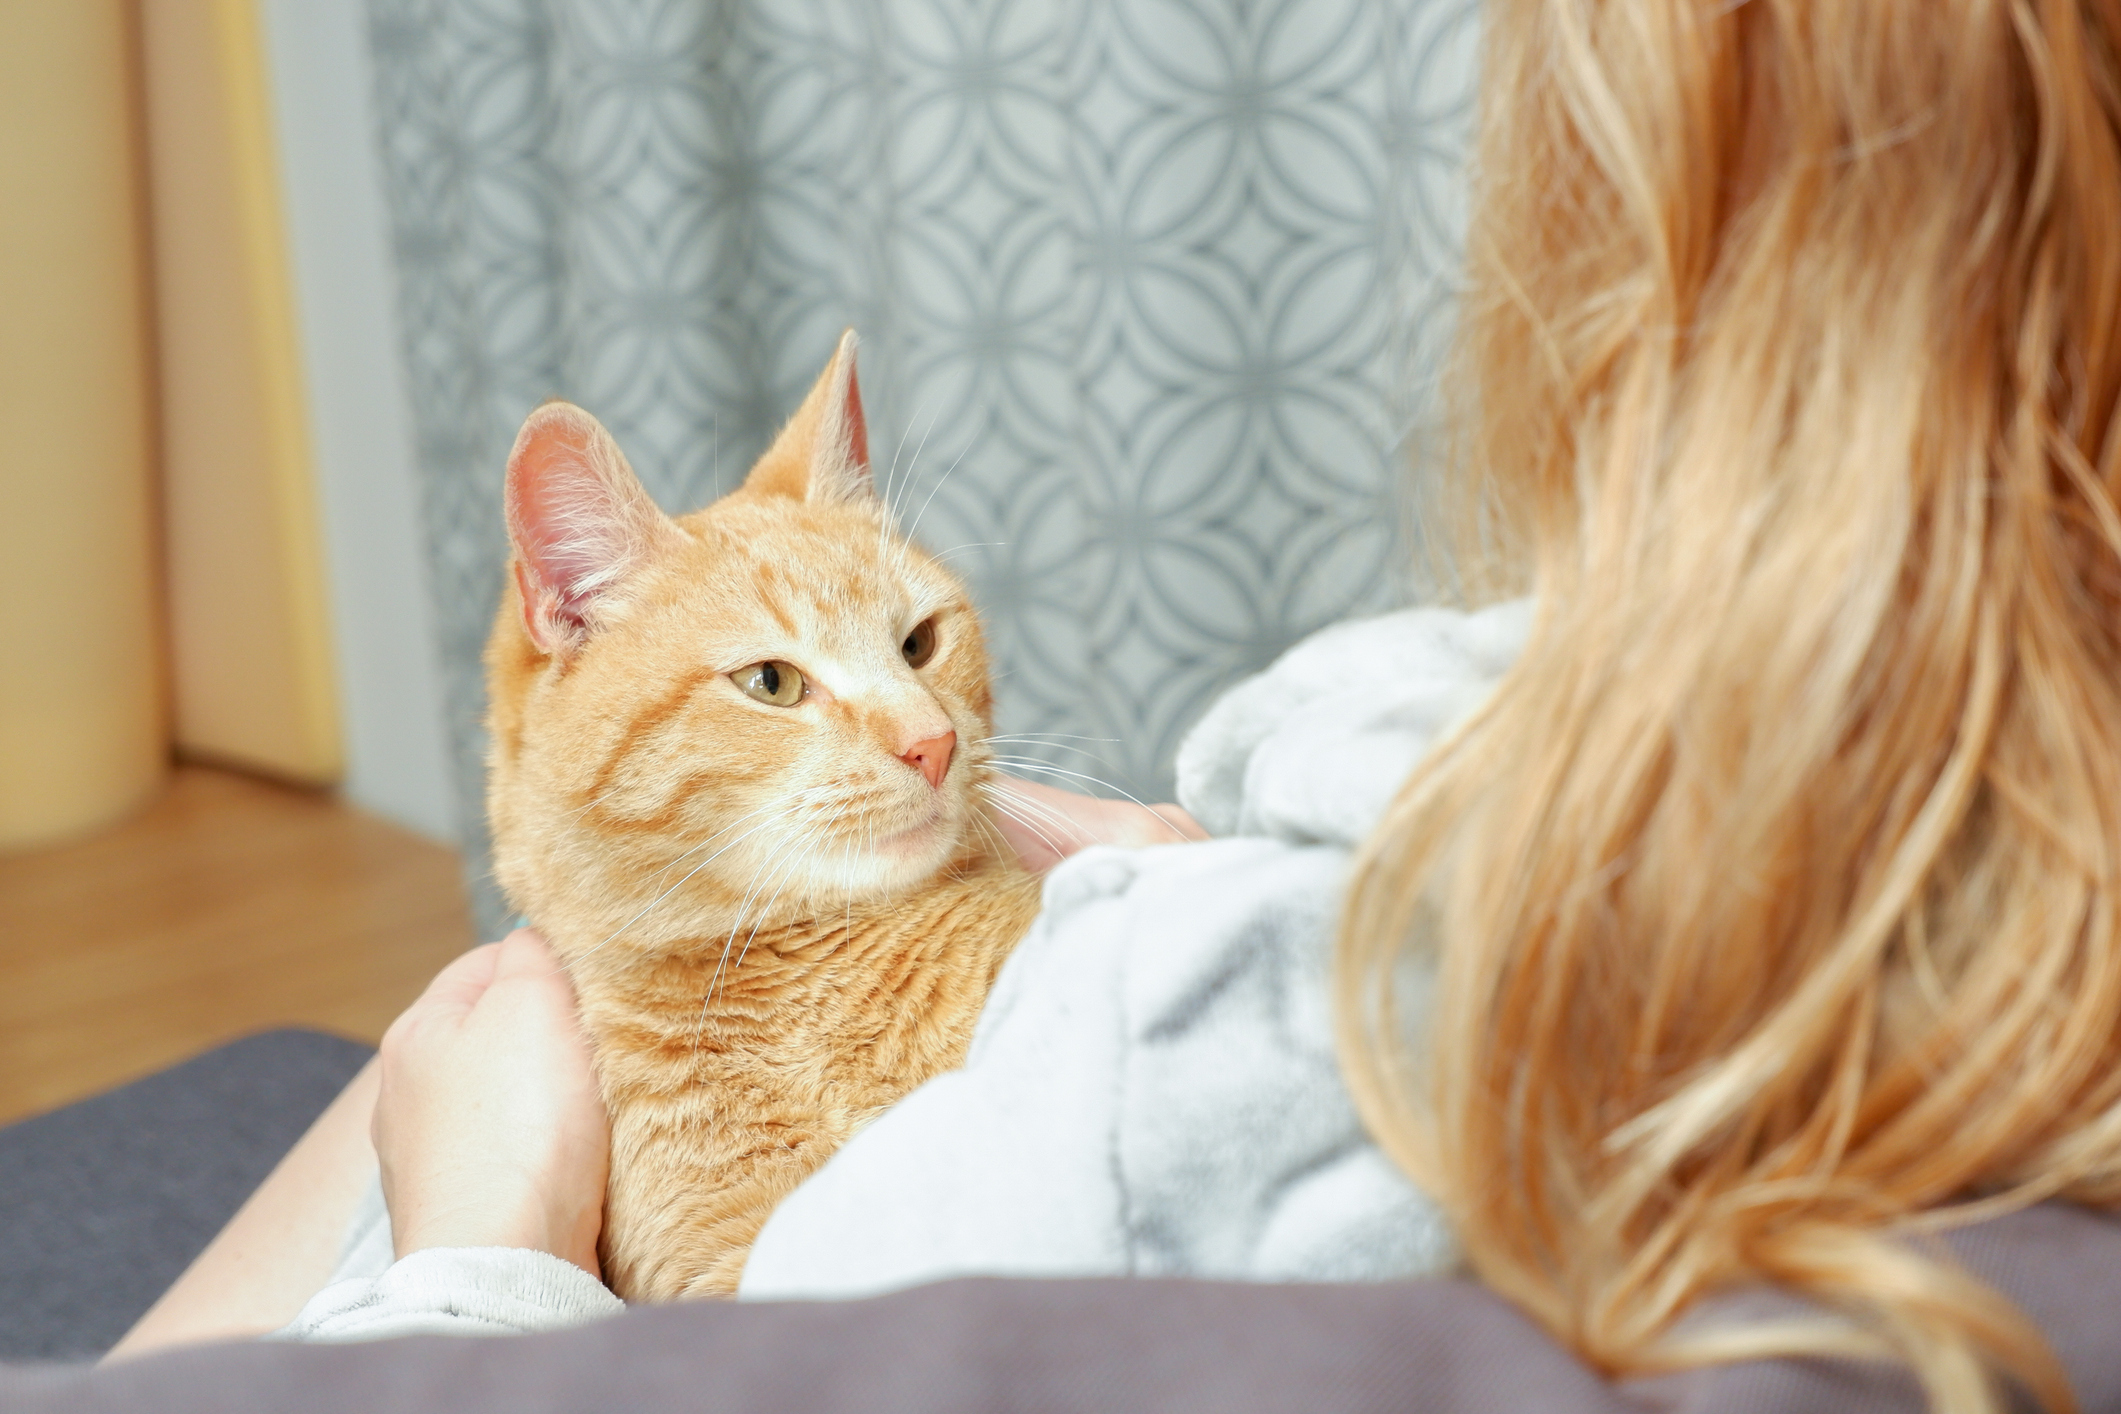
668, 499, 969, 662
759, 589, 798, 636
766, 542, 959, 626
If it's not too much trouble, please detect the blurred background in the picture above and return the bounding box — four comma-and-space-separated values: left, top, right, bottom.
0, 0, 1474, 1121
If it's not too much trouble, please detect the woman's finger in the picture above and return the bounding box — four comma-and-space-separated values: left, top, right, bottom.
376, 940, 504, 1077
489, 927, 572, 989
411, 939, 505, 1014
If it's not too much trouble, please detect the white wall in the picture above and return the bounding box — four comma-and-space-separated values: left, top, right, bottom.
258, 0, 457, 843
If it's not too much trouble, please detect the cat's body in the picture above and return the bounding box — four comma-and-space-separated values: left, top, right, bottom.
544, 864, 1035, 1299
485, 334, 1042, 1299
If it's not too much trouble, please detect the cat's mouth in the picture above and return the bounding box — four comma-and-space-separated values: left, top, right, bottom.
870, 800, 950, 857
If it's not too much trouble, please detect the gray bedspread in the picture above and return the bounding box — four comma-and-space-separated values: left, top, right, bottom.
11, 1203, 2121, 1412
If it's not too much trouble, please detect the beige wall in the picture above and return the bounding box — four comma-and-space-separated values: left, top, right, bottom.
1, 0, 352, 852
143, 0, 341, 786
0, 1, 167, 851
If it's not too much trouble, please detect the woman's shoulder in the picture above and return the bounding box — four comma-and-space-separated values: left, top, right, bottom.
1176, 599, 1532, 847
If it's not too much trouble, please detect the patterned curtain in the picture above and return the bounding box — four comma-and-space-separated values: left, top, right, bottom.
364, 0, 1478, 935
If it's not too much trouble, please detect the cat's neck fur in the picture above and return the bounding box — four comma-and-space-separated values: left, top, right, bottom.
530, 807, 1028, 992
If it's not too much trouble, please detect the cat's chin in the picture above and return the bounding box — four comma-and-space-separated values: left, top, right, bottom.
872, 812, 942, 854
869, 816, 950, 867
840, 805, 967, 893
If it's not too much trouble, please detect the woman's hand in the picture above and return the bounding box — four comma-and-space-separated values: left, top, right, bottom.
371, 929, 609, 1277
989, 777, 1209, 873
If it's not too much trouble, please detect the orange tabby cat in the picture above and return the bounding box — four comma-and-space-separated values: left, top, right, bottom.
485, 332, 1042, 1300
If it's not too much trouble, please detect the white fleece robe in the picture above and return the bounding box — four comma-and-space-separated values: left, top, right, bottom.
282, 600, 1531, 1341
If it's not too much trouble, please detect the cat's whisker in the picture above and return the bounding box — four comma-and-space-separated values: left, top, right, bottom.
980, 781, 1095, 854
637, 796, 810, 885
904, 441, 972, 549
985, 760, 1193, 845
979, 777, 1082, 835
557, 768, 831, 829
979, 789, 1075, 863
931, 541, 1007, 563
713, 791, 848, 973
984, 757, 1136, 795
966, 809, 1021, 872
976, 735, 1130, 772
880, 395, 928, 526
698, 797, 850, 1029
831, 811, 868, 949
576, 822, 784, 966
884, 404, 940, 533
898, 406, 944, 517
977, 768, 1086, 840
696, 829, 810, 1033
576, 801, 814, 966
726, 802, 847, 987
979, 805, 1068, 873
856, 801, 878, 880
614, 794, 812, 898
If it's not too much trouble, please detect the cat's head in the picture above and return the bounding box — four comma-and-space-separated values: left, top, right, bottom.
486, 332, 1005, 957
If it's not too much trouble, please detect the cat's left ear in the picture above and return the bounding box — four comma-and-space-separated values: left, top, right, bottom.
743, 329, 875, 506
505, 401, 680, 658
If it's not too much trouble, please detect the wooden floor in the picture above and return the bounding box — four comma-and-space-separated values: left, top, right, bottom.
0, 766, 474, 1124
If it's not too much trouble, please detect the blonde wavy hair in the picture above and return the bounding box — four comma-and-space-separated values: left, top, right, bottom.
1339, 1, 2121, 1410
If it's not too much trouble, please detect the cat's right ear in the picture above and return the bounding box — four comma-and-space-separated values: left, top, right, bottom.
505, 401, 677, 658
742, 329, 876, 507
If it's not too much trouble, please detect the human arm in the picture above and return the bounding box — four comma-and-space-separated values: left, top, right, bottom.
103, 1057, 384, 1360
368, 929, 608, 1272
276, 929, 622, 1342
114, 930, 622, 1356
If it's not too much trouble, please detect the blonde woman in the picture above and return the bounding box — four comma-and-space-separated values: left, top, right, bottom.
84, 1, 2121, 1411
1341, 0, 2121, 1409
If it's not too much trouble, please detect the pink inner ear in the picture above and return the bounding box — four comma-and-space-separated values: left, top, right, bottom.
844, 363, 869, 471
506, 405, 654, 653
514, 437, 615, 611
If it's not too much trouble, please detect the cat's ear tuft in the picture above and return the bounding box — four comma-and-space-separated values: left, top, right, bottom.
505, 401, 676, 658
744, 329, 877, 507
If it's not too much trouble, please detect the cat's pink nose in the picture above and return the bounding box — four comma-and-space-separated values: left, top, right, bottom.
900, 731, 955, 789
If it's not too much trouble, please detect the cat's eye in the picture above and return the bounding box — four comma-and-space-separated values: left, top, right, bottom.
734, 661, 805, 707
901, 618, 938, 669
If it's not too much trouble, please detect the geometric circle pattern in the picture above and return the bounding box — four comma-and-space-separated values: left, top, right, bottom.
363, 0, 1479, 935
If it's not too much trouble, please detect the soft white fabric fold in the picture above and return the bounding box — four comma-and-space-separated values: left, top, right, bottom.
277, 1247, 622, 1343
